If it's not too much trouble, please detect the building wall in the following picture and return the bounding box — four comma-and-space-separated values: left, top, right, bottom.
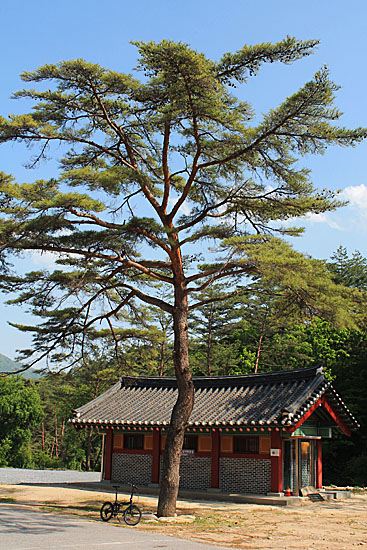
158, 455, 212, 490
111, 452, 152, 486
109, 432, 272, 494
220, 457, 271, 494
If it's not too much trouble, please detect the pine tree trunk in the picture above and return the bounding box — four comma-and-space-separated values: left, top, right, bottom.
41, 422, 45, 452
86, 426, 93, 471
54, 405, 58, 458
159, 338, 165, 377
92, 441, 102, 471
60, 419, 65, 455
206, 303, 213, 376
157, 288, 194, 517
254, 312, 267, 374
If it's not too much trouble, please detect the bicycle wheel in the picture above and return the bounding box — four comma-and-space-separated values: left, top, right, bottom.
100, 501, 114, 522
123, 504, 142, 526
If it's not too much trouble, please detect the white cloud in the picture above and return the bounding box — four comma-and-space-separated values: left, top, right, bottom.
281, 211, 343, 231
29, 250, 58, 268
288, 184, 367, 232
341, 184, 367, 209
303, 212, 343, 230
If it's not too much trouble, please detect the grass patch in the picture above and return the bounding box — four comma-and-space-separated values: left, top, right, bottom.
189, 511, 245, 533
0, 497, 15, 503
195, 515, 227, 527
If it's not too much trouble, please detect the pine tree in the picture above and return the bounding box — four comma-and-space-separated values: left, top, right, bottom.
329, 246, 367, 291
0, 38, 366, 514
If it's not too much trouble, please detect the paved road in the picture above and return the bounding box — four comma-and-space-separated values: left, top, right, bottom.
0, 505, 228, 550
0, 468, 101, 484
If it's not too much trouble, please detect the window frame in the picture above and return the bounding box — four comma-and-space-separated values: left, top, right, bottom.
183, 434, 198, 451
233, 436, 259, 455
123, 433, 145, 450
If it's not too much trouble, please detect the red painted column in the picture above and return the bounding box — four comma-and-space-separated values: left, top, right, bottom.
211, 429, 220, 489
270, 429, 283, 493
152, 428, 161, 484
316, 439, 322, 489
104, 429, 113, 480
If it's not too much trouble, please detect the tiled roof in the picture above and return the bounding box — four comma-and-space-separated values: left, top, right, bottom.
70, 366, 359, 431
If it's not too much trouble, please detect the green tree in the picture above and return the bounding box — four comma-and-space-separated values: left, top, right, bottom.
191, 255, 361, 376
116, 303, 174, 377
189, 285, 250, 376
329, 246, 367, 291
0, 38, 365, 514
33, 356, 119, 471
0, 376, 43, 467
322, 248, 367, 485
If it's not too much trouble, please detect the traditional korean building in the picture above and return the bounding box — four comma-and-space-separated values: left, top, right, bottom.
70, 366, 359, 496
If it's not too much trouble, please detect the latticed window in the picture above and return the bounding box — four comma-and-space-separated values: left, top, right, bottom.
183, 435, 198, 451
233, 436, 259, 454
123, 434, 144, 450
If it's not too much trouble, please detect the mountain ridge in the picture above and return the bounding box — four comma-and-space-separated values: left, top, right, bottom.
0, 352, 40, 379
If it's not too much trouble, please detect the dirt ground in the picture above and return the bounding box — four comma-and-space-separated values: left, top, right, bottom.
0, 484, 366, 549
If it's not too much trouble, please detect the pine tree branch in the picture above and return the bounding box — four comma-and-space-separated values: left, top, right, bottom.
66, 207, 171, 253
188, 288, 249, 311
187, 266, 258, 294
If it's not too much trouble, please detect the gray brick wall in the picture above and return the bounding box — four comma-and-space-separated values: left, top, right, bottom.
159, 455, 212, 490
111, 453, 152, 486
220, 458, 271, 494
112, 452, 271, 493
180, 456, 211, 489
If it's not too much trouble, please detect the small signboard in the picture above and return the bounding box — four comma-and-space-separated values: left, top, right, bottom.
181, 449, 195, 456
270, 448, 280, 456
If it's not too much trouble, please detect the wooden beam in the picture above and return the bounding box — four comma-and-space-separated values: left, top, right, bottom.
316, 439, 322, 489
270, 430, 283, 493
321, 396, 352, 436
152, 428, 161, 484
211, 429, 220, 489
285, 396, 352, 436
104, 429, 113, 480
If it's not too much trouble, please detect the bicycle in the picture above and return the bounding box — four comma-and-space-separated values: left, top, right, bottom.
100, 483, 142, 525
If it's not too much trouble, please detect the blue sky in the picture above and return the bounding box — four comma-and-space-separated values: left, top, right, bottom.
0, 0, 367, 360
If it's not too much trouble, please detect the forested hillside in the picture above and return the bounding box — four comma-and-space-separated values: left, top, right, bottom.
0, 353, 39, 379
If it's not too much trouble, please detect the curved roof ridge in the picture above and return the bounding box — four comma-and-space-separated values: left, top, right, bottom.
324, 384, 360, 429
120, 366, 324, 389
282, 373, 326, 416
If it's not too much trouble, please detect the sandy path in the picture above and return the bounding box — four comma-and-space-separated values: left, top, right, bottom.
1, 484, 366, 549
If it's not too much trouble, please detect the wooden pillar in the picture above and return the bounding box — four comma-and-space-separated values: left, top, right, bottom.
100, 434, 105, 478
211, 428, 220, 489
104, 429, 113, 480
295, 439, 299, 496
270, 429, 283, 493
316, 439, 322, 489
152, 428, 161, 484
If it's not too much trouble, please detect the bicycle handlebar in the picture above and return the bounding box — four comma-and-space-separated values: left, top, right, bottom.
111, 483, 138, 490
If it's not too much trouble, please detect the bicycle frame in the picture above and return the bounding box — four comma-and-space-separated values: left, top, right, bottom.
100, 483, 141, 525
